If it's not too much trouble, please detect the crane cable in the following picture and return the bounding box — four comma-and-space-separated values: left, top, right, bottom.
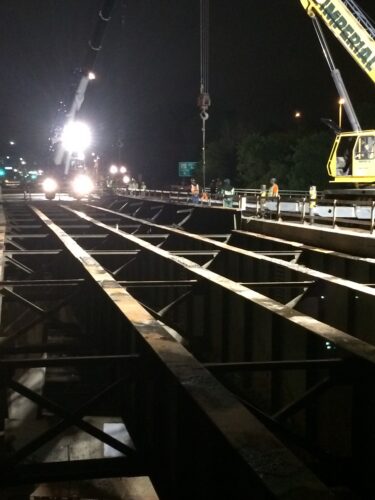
198, 0, 210, 190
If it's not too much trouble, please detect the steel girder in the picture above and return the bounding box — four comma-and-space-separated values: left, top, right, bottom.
2, 198, 375, 497
25, 201, 375, 496
62, 199, 375, 498
0, 202, 142, 490
25, 203, 333, 500
84, 203, 375, 346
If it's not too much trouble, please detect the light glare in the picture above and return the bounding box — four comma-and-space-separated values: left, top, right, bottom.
61, 121, 92, 153
42, 178, 58, 193
72, 174, 94, 197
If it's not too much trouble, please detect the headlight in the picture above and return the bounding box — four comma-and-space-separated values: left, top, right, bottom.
72, 174, 94, 197
42, 178, 58, 193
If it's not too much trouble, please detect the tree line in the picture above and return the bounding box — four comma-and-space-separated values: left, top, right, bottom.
201, 127, 332, 191
198, 102, 375, 191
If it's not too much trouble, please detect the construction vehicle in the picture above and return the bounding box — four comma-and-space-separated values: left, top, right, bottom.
301, 0, 375, 185
53, 0, 117, 175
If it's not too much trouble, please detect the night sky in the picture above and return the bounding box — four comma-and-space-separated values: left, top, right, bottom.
0, 0, 374, 185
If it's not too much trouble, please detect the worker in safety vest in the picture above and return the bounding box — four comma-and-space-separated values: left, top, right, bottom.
259, 184, 267, 216
309, 185, 317, 224
222, 178, 235, 208
190, 178, 200, 203
268, 178, 279, 198
201, 190, 209, 204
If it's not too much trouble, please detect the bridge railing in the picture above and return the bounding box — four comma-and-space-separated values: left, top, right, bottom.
114, 187, 317, 201
112, 187, 375, 232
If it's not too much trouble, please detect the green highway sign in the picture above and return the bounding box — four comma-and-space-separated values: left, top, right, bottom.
178, 162, 197, 177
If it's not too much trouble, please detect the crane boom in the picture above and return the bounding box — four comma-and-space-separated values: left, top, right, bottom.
299, 1, 375, 185
310, 15, 362, 131
54, 0, 117, 170
301, 0, 375, 84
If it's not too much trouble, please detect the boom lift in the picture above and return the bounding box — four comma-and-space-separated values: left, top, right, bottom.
301, 0, 375, 185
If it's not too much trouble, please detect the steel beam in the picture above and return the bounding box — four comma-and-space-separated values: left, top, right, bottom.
118, 279, 197, 288
5, 257, 34, 274
205, 358, 343, 372
239, 280, 315, 287
0, 354, 139, 368
273, 377, 332, 421
0, 287, 46, 313
30, 205, 333, 498
62, 205, 375, 365
9, 378, 136, 462
86, 204, 375, 344
0, 279, 84, 286
4, 250, 61, 255
0, 457, 143, 485
0, 288, 82, 347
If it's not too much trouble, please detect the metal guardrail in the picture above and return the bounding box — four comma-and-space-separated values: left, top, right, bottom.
113, 188, 375, 233
115, 187, 315, 200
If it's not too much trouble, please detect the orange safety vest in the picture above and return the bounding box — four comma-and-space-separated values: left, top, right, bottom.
268, 183, 279, 197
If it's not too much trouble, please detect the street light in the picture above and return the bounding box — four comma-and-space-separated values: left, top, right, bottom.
294, 111, 302, 119
338, 98, 345, 129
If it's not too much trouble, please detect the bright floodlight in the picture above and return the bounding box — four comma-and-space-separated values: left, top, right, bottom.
72, 174, 94, 197
88, 72, 96, 80
109, 165, 118, 175
42, 177, 58, 193
61, 121, 92, 154
120, 166, 127, 174
123, 175, 130, 184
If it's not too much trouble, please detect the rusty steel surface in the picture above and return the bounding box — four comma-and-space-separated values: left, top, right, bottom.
71, 203, 375, 363
243, 217, 375, 258
89, 203, 375, 295
28, 205, 333, 499
3, 197, 375, 498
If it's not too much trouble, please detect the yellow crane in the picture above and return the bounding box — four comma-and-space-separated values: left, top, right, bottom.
301, 0, 375, 185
